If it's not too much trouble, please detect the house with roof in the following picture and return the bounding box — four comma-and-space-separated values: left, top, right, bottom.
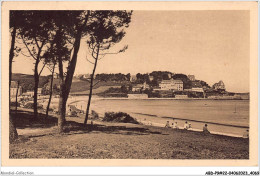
10, 81, 22, 97
130, 74, 137, 82
132, 82, 150, 92
132, 84, 143, 92
213, 80, 225, 91
159, 79, 183, 91
188, 75, 195, 81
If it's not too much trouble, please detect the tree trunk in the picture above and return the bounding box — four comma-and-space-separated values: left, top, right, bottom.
46, 64, 55, 119
33, 70, 39, 119
9, 27, 16, 88
84, 80, 93, 125
9, 26, 18, 142
15, 81, 20, 112
58, 93, 67, 133
57, 11, 90, 133
9, 116, 18, 143
84, 44, 99, 125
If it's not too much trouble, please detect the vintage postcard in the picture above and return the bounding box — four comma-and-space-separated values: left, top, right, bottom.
1, 1, 258, 167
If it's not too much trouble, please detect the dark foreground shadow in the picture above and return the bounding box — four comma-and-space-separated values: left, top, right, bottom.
11, 110, 58, 129
64, 121, 163, 136
11, 109, 162, 136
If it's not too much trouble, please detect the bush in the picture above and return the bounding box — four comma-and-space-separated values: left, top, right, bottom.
103, 112, 139, 124
90, 110, 99, 120
10, 102, 20, 107
24, 102, 43, 109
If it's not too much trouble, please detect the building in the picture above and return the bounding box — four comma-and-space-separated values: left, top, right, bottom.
132, 84, 143, 92
174, 80, 183, 91
22, 88, 42, 98
10, 81, 22, 97
191, 80, 202, 88
130, 75, 137, 82
38, 88, 43, 95
132, 82, 149, 92
143, 82, 149, 89
127, 94, 148, 99
159, 79, 183, 91
149, 75, 154, 81
82, 74, 91, 79
188, 75, 195, 81
175, 95, 188, 99
24, 91, 34, 97
213, 80, 225, 91
191, 87, 204, 93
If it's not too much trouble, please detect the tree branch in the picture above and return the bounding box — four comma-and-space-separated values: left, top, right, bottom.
34, 36, 40, 49
93, 80, 101, 87
85, 55, 95, 64
20, 50, 31, 57
39, 62, 47, 76
21, 36, 37, 60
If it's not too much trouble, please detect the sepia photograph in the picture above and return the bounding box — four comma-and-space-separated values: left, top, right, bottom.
1, 1, 258, 169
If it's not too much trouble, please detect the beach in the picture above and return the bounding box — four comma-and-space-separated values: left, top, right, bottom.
63, 96, 249, 137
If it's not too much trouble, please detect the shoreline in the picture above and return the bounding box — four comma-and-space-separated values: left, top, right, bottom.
16, 107, 248, 138
132, 112, 249, 128
10, 108, 249, 159
68, 96, 249, 101
132, 116, 247, 138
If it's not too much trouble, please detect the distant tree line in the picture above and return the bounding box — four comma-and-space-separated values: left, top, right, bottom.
94, 73, 131, 82
92, 71, 211, 90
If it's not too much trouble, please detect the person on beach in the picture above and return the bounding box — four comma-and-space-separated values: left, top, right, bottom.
165, 121, 170, 128
172, 121, 179, 129
184, 121, 189, 130
243, 129, 249, 138
203, 124, 210, 134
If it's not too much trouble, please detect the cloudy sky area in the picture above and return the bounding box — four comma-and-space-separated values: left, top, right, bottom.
13, 10, 249, 93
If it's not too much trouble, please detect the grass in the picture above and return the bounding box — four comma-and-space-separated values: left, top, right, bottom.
10, 109, 249, 159
70, 79, 123, 93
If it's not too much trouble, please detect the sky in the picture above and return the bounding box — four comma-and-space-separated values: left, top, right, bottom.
13, 10, 250, 93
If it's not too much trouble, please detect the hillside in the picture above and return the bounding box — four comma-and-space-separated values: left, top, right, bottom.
12, 73, 127, 95
12, 73, 50, 91
70, 78, 123, 94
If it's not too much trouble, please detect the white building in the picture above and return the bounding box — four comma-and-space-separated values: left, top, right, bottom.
175, 95, 188, 99
213, 80, 225, 90
143, 82, 149, 89
23, 88, 42, 98
149, 75, 154, 81
188, 75, 195, 81
82, 74, 89, 79
191, 87, 204, 92
132, 82, 149, 92
130, 75, 137, 82
10, 81, 22, 97
128, 94, 148, 99
159, 79, 183, 91
38, 88, 43, 95
24, 91, 34, 97
132, 84, 143, 92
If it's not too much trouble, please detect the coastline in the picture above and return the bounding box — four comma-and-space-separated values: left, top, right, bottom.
79, 97, 249, 101
130, 114, 248, 138
65, 96, 249, 137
